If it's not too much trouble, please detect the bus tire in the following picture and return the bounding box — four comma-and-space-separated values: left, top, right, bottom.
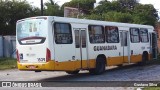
89, 56, 106, 75
117, 64, 123, 67
138, 52, 148, 65
35, 70, 41, 72
66, 70, 79, 74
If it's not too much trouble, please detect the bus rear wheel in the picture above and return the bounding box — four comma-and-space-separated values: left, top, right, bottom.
89, 57, 106, 75
138, 52, 148, 65
66, 70, 80, 74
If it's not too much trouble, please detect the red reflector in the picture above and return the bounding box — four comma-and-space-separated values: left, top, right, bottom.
46, 48, 51, 62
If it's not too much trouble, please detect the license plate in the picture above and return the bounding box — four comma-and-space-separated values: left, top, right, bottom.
28, 65, 36, 69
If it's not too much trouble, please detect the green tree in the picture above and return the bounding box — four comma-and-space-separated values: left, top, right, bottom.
81, 14, 103, 20
0, 0, 40, 35
117, 0, 139, 13
44, 0, 63, 16
94, 0, 121, 14
62, 0, 96, 14
91, 0, 158, 26
102, 11, 133, 23
132, 4, 159, 26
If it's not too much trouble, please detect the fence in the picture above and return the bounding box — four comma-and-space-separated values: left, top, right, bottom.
0, 35, 16, 58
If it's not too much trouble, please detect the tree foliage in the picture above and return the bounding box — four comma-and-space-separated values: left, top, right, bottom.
0, 0, 40, 35
94, 1, 120, 14
85, 0, 159, 26
0, 0, 159, 35
102, 12, 133, 23
44, 0, 63, 16
62, 0, 96, 14
117, 0, 138, 12
132, 4, 159, 26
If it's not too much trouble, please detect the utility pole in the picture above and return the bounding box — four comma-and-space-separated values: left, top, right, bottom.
41, 0, 43, 15
77, 3, 79, 18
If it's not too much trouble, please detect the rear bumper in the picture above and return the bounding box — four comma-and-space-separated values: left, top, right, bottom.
17, 60, 55, 71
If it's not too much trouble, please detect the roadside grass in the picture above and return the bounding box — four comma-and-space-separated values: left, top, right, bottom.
143, 87, 160, 90
0, 58, 17, 70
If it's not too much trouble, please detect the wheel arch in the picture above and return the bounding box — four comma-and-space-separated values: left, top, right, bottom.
143, 51, 149, 56
96, 54, 107, 64
142, 51, 149, 60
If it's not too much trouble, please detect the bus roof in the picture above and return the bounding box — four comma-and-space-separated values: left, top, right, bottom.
17, 16, 154, 29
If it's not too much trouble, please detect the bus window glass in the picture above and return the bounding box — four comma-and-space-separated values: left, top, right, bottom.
140, 28, 149, 42
130, 28, 140, 43
16, 19, 47, 45
81, 30, 86, 48
88, 25, 105, 43
54, 23, 72, 44
75, 30, 80, 48
105, 26, 119, 43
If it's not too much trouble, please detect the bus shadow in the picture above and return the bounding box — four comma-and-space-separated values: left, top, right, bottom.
38, 64, 145, 81
38, 72, 91, 81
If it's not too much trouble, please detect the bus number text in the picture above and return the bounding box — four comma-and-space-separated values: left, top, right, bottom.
37, 58, 45, 62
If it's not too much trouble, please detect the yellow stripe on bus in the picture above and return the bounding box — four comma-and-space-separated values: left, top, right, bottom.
17, 54, 151, 71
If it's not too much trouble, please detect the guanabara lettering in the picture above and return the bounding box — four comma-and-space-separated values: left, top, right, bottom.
94, 45, 117, 51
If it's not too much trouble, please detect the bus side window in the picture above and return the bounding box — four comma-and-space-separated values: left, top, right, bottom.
139, 28, 149, 42
105, 26, 119, 43
54, 23, 73, 44
88, 25, 105, 43
130, 28, 140, 43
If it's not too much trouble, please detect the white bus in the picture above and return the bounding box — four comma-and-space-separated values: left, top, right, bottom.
16, 16, 157, 74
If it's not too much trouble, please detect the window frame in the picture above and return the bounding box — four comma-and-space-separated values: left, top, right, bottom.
139, 28, 149, 43
105, 26, 119, 43
54, 22, 73, 44
88, 25, 105, 44
130, 28, 140, 43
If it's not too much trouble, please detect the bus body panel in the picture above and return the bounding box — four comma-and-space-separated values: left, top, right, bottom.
16, 16, 156, 72
17, 45, 46, 63
16, 17, 53, 70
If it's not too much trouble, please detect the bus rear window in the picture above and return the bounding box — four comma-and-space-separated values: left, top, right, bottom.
54, 23, 73, 44
16, 19, 47, 45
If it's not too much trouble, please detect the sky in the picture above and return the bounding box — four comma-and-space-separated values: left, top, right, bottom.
26, 0, 160, 15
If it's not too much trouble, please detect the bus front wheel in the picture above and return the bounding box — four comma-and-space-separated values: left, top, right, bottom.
138, 52, 148, 65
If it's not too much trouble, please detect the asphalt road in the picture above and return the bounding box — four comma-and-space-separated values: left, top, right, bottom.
0, 63, 160, 81
0, 63, 160, 90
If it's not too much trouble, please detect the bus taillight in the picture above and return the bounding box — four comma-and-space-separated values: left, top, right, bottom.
16, 50, 20, 62
46, 48, 51, 62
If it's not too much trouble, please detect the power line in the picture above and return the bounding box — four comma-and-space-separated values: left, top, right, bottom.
41, 0, 43, 15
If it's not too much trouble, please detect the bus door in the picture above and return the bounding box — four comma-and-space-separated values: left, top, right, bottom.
150, 32, 157, 59
120, 31, 130, 63
74, 28, 88, 69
